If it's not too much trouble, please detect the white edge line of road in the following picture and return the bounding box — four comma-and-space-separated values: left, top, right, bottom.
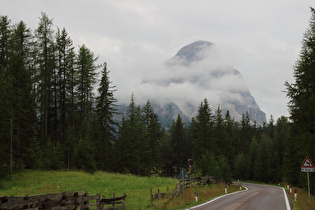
186, 186, 292, 210
282, 187, 292, 210
185, 186, 249, 210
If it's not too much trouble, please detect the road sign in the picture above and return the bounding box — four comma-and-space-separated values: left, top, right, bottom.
301, 157, 315, 172
177, 168, 190, 179
178, 169, 189, 203
301, 157, 314, 200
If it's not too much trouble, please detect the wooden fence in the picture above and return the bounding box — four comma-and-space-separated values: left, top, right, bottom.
166, 176, 220, 204
0, 191, 126, 210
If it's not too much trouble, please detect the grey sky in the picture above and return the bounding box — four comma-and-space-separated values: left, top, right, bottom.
1, 0, 314, 120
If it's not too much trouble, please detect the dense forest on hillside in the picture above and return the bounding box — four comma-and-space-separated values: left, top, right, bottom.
0, 11, 314, 193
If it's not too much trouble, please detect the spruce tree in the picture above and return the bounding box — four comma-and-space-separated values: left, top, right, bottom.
76, 44, 98, 123
285, 7, 315, 187
7, 21, 36, 170
170, 114, 186, 175
142, 100, 162, 173
117, 94, 147, 175
240, 112, 252, 154
35, 12, 56, 139
95, 62, 118, 171
193, 98, 214, 161
55, 27, 75, 143
0, 16, 11, 179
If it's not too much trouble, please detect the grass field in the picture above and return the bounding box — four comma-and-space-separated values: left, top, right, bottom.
154, 183, 241, 209
284, 185, 315, 210
4, 171, 314, 209
0, 170, 240, 209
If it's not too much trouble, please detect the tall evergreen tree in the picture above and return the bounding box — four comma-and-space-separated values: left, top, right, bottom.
142, 100, 162, 174
55, 27, 75, 143
285, 7, 315, 187
7, 21, 36, 170
95, 62, 118, 171
35, 12, 55, 140
55, 27, 77, 168
192, 98, 214, 161
214, 106, 227, 156
274, 116, 289, 181
76, 44, 98, 123
0, 16, 11, 179
117, 94, 147, 175
240, 112, 252, 154
170, 114, 187, 175
0, 16, 10, 72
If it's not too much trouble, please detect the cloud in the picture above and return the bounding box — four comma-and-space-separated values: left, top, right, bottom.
130, 43, 255, 118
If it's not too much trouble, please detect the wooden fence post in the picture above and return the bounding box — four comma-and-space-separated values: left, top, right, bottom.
150, 188, 153, 206
123, 193, 126, 207
112, 192, 115, 208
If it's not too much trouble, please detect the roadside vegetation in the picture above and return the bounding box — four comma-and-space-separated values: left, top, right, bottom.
285, 185, 315, 210
0, 170, 177, 209
157, 184, 241, 209
0, 170, 243, 209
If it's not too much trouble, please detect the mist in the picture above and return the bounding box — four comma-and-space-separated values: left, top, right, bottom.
122, 41, 260, 120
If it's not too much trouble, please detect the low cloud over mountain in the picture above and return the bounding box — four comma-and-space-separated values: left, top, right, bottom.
126, 40, 266, 125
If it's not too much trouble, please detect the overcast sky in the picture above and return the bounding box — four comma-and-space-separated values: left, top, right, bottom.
1, 0, 314, 120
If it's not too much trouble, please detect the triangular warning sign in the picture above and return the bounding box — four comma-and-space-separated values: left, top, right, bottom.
301, 157, 315, 168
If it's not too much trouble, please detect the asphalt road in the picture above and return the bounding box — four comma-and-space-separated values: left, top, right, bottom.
186, 183, 291, 210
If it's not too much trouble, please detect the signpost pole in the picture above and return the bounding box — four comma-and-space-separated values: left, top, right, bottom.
178, 168, 189, 204
182, 169, 185, 203
301, 157, 314, 200
307, 172, 310, 200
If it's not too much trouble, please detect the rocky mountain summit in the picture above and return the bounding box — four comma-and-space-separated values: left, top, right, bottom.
121, 40, 266, 126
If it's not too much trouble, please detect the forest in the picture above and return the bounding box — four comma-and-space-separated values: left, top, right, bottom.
0, 10, 314, 193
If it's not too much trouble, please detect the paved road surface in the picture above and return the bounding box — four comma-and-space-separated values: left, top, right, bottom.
187, 183, 291, 210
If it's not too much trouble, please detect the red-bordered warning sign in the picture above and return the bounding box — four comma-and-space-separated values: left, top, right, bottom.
302, 157, 315, 168
301, 157, 315, 172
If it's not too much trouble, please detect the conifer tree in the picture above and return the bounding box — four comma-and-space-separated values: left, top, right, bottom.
117, 94, 147, 175
240, 112, 252, 154
193, 98, 214, 161
0, 16, 10, 72
35, 12, 57, 142
142, 100, 162, 174
285, 7, 315, 186
0, 16, 11, 179
76, 44, 98, 123
95, 62, 118, 171
170, 114, 186, 175
7, 21, 36, 170
55, 27, 75, 143
54, 27, 77, 168
214, 106, 227, 156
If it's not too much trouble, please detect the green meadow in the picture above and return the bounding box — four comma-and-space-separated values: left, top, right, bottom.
0, 170, 177, 209
0, 170, 243, 209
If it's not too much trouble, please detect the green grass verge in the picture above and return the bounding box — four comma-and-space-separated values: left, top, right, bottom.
0, 170, 242, 209
0, 170, 178, 209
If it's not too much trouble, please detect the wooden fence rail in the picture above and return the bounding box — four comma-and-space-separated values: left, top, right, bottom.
0, 191, 126, 210
166, 176, 220, 204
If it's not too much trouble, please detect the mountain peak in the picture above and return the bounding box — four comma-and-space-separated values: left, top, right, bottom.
172, 40, 214, 65
135, 40, 266, 125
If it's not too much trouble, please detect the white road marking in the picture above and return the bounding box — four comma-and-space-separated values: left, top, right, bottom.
185, 187, 248, 210
282, 187, 291, 210
186, 185, 291, 210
